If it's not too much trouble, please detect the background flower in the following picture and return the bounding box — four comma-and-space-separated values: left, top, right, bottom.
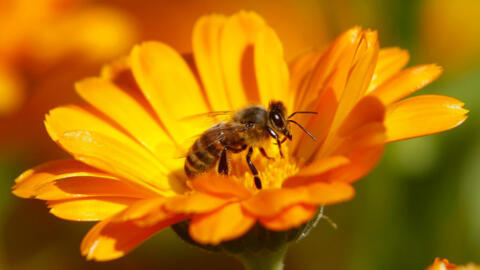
1, 1, 479, 270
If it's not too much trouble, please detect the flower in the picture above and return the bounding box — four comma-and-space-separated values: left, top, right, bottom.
12, 11, 467, 261
428, 258, 480, 270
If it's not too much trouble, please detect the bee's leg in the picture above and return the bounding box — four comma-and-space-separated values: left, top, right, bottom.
275, 137, 287, 145
266, 126, 284, 158
246, 147, 262, 189
259, 147, 274, 160
218, 147, 229, 175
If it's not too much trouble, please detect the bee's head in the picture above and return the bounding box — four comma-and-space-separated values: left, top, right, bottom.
268, 101, 318, 142
268, 101, 292, 140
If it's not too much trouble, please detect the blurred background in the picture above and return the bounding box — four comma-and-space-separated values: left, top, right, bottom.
0, 0, 479, 269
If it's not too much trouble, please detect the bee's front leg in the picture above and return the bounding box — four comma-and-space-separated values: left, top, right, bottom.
266, 126, 284, 158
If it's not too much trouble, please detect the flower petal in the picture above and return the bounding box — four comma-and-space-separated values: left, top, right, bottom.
164, 192, 232, 214
81, 213, 184, 261
260, 204, 317, 231
112, 197, 187, 227
131, 41, 210, 149
294, 27, 362, 111
13, 159, 114, 199
302, 182, 356, 205
282, 155, 350, 187
367, 47, 409, 92
75, 77, 179, 169
220, 11, 266, 108
243, 182, 354, 218
193, 14, 231, 111
191, 175, 252, 200
48, 197, 136, 221
55, 129, 176, 195
189, 202, 255, 245
289, 49, 323, 111
326, 122, 386, 183
384, 94, 468, 142
242, 188, 307, 218
318, 31, 379, 157
292, 87, 338, 161
45, 105, 132, 146
35, 177, 155, 200
254, 25, 289, 107
369, 64, 443, 105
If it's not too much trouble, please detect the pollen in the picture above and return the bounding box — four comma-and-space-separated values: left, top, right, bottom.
230, 144, 300, 190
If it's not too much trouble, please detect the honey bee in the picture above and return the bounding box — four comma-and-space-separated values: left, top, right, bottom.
184, 101, 316, 189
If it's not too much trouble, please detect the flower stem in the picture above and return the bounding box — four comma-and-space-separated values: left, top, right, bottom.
236, 245, 288, 270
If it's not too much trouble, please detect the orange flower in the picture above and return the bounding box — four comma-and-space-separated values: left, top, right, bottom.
428, 258, 458, 270
13, 11, 467, 261
428, 258, 480, 270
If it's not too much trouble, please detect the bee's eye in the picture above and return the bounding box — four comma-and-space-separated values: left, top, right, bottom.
271, 113, 284, 128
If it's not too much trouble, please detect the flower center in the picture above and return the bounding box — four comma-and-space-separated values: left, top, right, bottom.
228, 143, 299, 190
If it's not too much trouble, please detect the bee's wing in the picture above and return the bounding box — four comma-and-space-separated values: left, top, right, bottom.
179, 111, 233, 122
181, 122, 250, 157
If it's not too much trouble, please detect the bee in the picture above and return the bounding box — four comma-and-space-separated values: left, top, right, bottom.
184, 101, 317, 189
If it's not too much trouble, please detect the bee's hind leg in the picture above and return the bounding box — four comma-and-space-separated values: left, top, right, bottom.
218, 145, 246, 175
246, 147, 262, 189
218, 148, 229, 175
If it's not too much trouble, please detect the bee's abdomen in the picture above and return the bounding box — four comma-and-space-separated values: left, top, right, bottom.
184, 134, 223, 178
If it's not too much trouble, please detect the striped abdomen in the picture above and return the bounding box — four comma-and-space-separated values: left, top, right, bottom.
184, 131, 224, 178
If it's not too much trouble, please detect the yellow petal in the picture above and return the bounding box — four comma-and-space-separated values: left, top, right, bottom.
192, 14, 231, 111
113, 197, 166, 222
243, 182, 354, 218
327, 123, 386, 183
75, 77, 179, 169
369, 64, 443, 105
131, 41, 210, 150
81, 213, 183, 261
385, 95, 468, 142
13, 159, 114, 199
282, 155, 350, 187
56, 130, 174, 195
112, 197, 187, 227
337, 96, 385, 137
289, 49, 323, 112
48, 197, 136, 221
294, 27, 362, 111
319, 30, 379, 157
242, 188, 308, 218
165, 192, 233, 214
367, 47, 410, 92
254, 25, 289, 107
45, 105, 129, 144
35, 177, 156, 200
189, 203, 255, 245
220, 11, 266, 109
260, 204, 317, 231
191, 175, 252, 200
45, 106, 175, 193
292, 87, 337, 161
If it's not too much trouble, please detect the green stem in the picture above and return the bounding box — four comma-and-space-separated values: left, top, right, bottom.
235, 245, 288, 270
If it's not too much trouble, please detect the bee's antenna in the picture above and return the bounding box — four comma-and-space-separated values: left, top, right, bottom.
288, 111, 318, 119
288, 120, 316, 141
